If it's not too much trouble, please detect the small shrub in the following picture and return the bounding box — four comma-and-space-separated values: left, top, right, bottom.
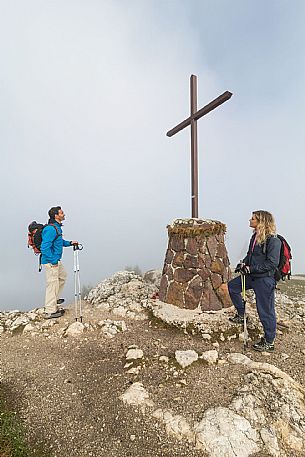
81, 284, 94, 298
124, 265, 142, 276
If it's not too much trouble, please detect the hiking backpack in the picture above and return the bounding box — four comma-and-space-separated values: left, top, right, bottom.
28, 221, 60, 270
264, 235, 292, 281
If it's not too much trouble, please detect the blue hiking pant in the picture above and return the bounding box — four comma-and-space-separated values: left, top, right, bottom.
228, 275, 276, 343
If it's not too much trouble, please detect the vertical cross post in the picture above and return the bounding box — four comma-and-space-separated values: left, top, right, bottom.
190, 75, 198, 218
166, 75, 232, 219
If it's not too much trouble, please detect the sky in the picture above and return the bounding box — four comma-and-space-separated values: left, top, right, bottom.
1, 0, 305, 311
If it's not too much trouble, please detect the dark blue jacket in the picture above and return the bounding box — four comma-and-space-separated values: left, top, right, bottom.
243, 234, 281, 278
40, 220, 71, 265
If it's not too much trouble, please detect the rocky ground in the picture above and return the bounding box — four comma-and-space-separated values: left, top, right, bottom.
0, 271, 304, 457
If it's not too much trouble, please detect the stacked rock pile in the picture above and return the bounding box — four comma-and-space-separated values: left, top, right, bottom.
84, 270, 160, 320
159, 219, 232, 311
0, 309, 44, 336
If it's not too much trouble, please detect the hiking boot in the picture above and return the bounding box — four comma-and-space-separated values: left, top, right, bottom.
253, 337, 274, 352
57, 298, 65, 305
58, 307, 65, 315
229, 313, 245, 324
44, 311, 63, 319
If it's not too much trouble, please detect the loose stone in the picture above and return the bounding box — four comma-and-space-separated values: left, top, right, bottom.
175, 350, 198, 368
126, 348, 144, 360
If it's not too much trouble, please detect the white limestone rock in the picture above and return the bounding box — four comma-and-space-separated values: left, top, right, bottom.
259, 427, 280, 457
200, 350, 218, 365
10, 316, 30, 331
230, 393, 266, 426
41, 320, 57, 329
120, 280, 146, 298
194, 406, 260, 456
34, 307, 45, 315
97, 319, 127, 338
227, 352, 249, 365
96, 302, 110, 311
147, 300, 254, 341
126, 348, 144, 360
175, 350, 198, 368
112, 306, 127, 317
27, 312, 39, 320
65, 322, 85, 337
84, 271, 156, 318
227, 353, 305, 454
128, 302, 143, 313
119, 382, 154, 408
23, 323, 37, 333
152, 408, 193, 442
85, 271, 153, 305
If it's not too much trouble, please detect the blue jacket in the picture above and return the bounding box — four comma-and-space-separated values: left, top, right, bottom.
243, 234, 281, 278
41, 221, 71, 265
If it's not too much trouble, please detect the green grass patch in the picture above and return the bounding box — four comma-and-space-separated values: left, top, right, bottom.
0, 386, 48, 457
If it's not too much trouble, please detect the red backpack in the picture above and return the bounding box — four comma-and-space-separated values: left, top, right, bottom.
264, 235, 292, 281
277, 235, 292, 280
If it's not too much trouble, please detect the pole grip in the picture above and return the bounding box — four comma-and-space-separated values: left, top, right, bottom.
73, 243, 83, 251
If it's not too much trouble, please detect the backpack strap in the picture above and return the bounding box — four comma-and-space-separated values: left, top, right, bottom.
47, 223, 61, 240
263, 234, 277, 255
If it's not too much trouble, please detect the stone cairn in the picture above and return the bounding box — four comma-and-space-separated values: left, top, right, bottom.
159, 219, 232, 311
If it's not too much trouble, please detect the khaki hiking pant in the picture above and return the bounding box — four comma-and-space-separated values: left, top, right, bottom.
44, 262, 67, 314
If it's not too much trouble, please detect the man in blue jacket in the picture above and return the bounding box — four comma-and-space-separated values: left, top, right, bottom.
41, 206, 78, 319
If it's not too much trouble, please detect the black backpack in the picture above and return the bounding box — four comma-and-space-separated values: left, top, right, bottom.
28, 221, 60, 270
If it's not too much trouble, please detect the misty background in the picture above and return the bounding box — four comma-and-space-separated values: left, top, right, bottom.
1, 0, 305, 311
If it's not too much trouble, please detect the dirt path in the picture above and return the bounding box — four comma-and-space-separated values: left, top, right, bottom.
1, 304, 304, 457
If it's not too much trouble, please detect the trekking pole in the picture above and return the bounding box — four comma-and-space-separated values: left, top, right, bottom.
73, 244, 83, 322
73, 247, 78, 321
241, 272, 248, 351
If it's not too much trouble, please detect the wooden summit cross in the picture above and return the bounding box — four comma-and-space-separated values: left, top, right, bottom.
167, 75, 232, 218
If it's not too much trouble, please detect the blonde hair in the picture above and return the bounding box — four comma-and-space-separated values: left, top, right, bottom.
252, 210, 276, 244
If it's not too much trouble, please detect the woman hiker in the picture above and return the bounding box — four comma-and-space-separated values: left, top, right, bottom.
228, 210, 281, 352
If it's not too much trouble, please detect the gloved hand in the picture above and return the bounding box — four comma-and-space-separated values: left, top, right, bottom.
235, 263, 242, 273
72, 242, 83, 251
235, 263, 250, 274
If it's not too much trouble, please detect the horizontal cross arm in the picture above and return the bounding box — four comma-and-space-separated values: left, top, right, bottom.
194, 91, 232, 122
166, 91, 232, 137
166, 116, 192, 138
